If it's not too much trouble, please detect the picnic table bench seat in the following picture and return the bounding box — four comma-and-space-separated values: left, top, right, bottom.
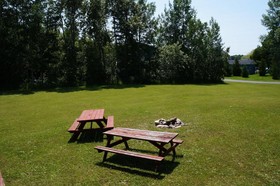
68, 116, 114, 133
95, 146, 164, 162
172, 139, 183, 144
105, 116, 114, 129
68, 119, 80, 133
95, 145, 164, 172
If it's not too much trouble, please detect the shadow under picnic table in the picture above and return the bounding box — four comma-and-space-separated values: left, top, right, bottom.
68, 129, 105, 143
95, 152, 181, 177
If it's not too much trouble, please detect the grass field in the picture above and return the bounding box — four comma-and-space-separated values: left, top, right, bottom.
227, 74, 280, 82
0, 82, 279, 185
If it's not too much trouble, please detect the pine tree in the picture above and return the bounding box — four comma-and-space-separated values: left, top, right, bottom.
232, 58, 241, 76
241, 66, 249, 78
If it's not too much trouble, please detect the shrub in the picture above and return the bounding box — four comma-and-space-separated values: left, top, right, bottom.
242, 66, 249, 78
232, 58, 241, 76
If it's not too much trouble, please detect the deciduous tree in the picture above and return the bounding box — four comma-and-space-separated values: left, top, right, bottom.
261, 0, 280, 79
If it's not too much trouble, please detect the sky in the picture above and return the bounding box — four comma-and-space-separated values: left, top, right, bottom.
147, 0, 269, 55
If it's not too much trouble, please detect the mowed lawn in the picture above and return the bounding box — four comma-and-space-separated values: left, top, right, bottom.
0, 83, 279, 185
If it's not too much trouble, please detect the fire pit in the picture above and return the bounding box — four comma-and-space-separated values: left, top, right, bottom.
155, 117, 185, 129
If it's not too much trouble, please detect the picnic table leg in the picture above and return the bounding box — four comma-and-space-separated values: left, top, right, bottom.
123, 137, 129, 150
96, 121, 105, 128
69, 121, 86, 141
68, 121, 84, 142
171, 141, 176, 156
170, 141, 176, 161
158, 142, 165, 156
77, 121, 86, 131
70, 132, 80, 141
148, 141, 167, 156
155, 161, 162, 172
103, 135, 113, 162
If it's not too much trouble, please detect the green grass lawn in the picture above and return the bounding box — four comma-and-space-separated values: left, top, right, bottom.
226, 74, 280, 82
1, 83, 279, 185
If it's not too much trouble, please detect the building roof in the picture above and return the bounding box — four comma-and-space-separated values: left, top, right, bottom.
228, 59, 255, 65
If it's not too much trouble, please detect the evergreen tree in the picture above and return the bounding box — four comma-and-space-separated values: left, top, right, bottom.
0, 0, 24, 89
223, 47, 232, 77
158, 0, 226, 83
158, 0, 194, 49
41, 0, 63, 87
109, 0, 157, 83
82, 0, 109, 85
241, 66, 249, 78
205, 18, 225, 82
0, 0, 231, 90
232, 58, 241, 76
0, 0, 47, 90
61, 0, 82, 86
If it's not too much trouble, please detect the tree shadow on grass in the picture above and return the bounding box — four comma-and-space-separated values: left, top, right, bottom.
95, 151, 182, 179
0, 84, 146, 95
46, 84, 146, 93
0, 89, 35, 95
0, 82, 230, 95
68, 130, 106, 143
188, 81, 229, 86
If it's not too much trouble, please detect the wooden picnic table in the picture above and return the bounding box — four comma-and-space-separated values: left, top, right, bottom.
77, 109, 106, 128
68, 109, 114, 141
95, 127, 183, 171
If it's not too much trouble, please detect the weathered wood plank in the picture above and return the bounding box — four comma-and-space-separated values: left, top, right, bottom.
77, 109, 105, 122
95, 146, 164, 161
172, 139, 183, 144
68, 119, 80, 132
103, 127, 178, 143
96, 109, 105, 120
105, 116, 114, 129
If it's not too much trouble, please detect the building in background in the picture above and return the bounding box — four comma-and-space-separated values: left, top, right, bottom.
228, 59, 256, 74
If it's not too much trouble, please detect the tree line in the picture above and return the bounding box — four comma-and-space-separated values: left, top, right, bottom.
1, 0, 229, 90
251, 0, 280, 79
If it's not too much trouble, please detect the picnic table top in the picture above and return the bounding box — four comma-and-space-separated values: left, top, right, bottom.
103, 127, 178, 143
77, 109, 105, 122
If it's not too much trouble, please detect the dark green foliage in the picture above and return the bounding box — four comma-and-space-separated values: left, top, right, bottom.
242, 66, 249, 78
259, 60, 267, 76
205, 18, 225, 82
262, 0, 280, 31
158, 0, 194, 47
1, 0, 229, 90
232, 58, 241, 76
270, 29, 280, 79
158, 43, 189, 83
82, 0, 109, 85
224, 48, 232, 77
251, 0, 280, 80
262, 0, 280, 79
229, 55, 243, 60
158, 1, 226, 83
224, 63, 233, 77
251, 46, 267, 76
60, 0, 82, 86
0, 0, 48, 90
108, 0, 158, 84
